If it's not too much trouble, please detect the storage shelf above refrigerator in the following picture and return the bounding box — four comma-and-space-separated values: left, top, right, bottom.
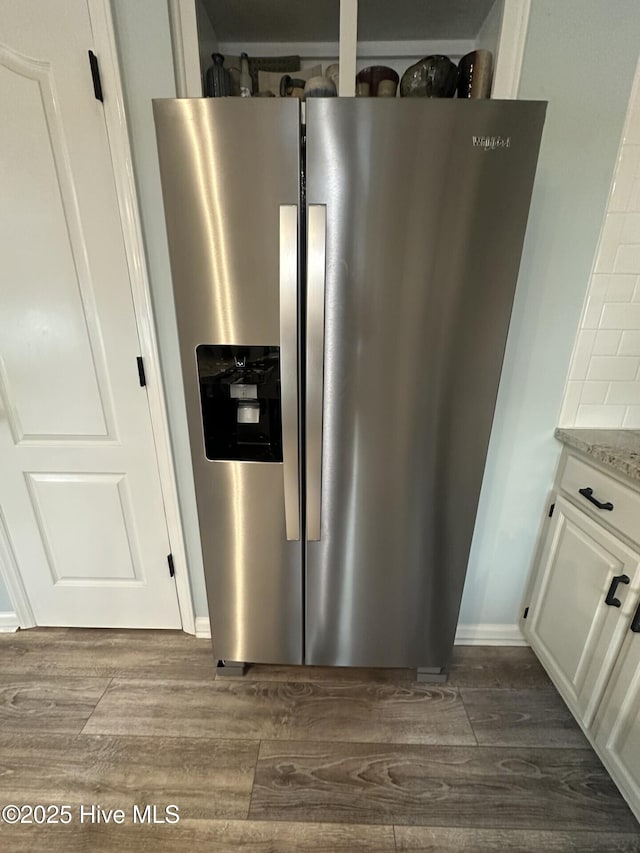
194, 0, 526, 98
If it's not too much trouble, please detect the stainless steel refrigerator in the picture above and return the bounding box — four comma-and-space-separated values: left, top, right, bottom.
154, 97, 545, 678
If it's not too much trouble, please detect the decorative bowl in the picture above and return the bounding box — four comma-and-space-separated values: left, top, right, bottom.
400, 56, 458, 98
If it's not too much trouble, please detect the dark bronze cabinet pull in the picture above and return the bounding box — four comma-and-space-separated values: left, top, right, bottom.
578, 486, 614, 511
631, 600, 640, 633
605, 574, 630, 608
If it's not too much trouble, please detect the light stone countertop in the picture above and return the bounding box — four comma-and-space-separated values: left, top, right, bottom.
555, 428, 640, 482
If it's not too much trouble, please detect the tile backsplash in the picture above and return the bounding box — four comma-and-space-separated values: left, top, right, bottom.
560, 62, 640, 429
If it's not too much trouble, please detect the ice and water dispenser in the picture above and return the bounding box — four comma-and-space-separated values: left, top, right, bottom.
196, 345, 283, 462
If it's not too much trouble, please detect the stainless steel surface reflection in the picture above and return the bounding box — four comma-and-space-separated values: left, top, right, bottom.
305, 99, 545, 667
153, 99, 302, 663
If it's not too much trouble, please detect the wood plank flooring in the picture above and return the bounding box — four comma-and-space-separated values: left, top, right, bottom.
0, 733, 258, 820
0, 629, 637, 852
250, 741, 631, 830
83, 678, 476, 744
459, 687, 591, 748
0, 675, 110, 733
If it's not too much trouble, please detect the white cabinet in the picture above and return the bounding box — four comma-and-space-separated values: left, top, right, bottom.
595, 626, 640, 822
523, 448, 640, 822
526, 497, 640, 728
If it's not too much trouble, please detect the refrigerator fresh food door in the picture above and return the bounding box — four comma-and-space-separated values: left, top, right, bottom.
154, 98, 303, 664
305, 98, 545, 669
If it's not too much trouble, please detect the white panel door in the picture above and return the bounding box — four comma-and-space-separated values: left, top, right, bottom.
0, 0, 181, 627
594, 619, 640, 822
524, 497, 640, 729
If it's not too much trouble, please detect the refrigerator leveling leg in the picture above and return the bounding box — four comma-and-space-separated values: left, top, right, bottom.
215, 660, 247, 677
416, 666, 448, 683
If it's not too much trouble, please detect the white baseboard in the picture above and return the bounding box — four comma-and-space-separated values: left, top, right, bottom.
193, 617, 527, 647
454, 622, 527, 646
194, 616, 212, 639
0, 612, 19, 633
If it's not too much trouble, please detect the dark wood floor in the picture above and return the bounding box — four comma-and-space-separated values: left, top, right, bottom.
0, 629, 637, 852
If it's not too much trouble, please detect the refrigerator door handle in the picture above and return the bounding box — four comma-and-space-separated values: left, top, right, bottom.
280, 204, 300, 541
306, 204, 327, 541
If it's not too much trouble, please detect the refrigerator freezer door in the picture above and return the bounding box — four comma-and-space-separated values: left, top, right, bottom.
154, 98, 303, 664
305, 99, 545, 668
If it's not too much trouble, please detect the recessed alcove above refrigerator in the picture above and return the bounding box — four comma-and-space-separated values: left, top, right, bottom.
183, 0, 530, 99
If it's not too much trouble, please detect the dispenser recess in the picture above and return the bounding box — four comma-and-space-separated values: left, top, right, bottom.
196, 344, 283, 462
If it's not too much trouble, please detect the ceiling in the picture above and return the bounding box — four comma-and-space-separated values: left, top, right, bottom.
202, 0, 498, 44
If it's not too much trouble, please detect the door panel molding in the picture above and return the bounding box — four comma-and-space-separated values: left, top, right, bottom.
0, 42, 115, 444
24, 471, 145, 585
85, 0, 195, 633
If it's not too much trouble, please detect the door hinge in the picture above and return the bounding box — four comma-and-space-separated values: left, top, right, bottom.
88, 50, 103, 102
523, 606, 529, 619
548, 502, 555, 517
136, 357, 146, 387
167, 553, 175, 578
87, 50, 104, 101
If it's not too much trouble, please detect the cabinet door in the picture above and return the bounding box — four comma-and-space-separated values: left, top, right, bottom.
594, 622, 640, 822
525, 497, 640, 728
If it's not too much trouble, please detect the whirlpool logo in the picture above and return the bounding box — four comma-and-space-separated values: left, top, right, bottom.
472, 135, 511, 151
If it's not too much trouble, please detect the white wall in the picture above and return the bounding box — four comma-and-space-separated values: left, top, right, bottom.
459, 0, 640, 630
560, 60, 640, 429
111, 0, 209, 618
